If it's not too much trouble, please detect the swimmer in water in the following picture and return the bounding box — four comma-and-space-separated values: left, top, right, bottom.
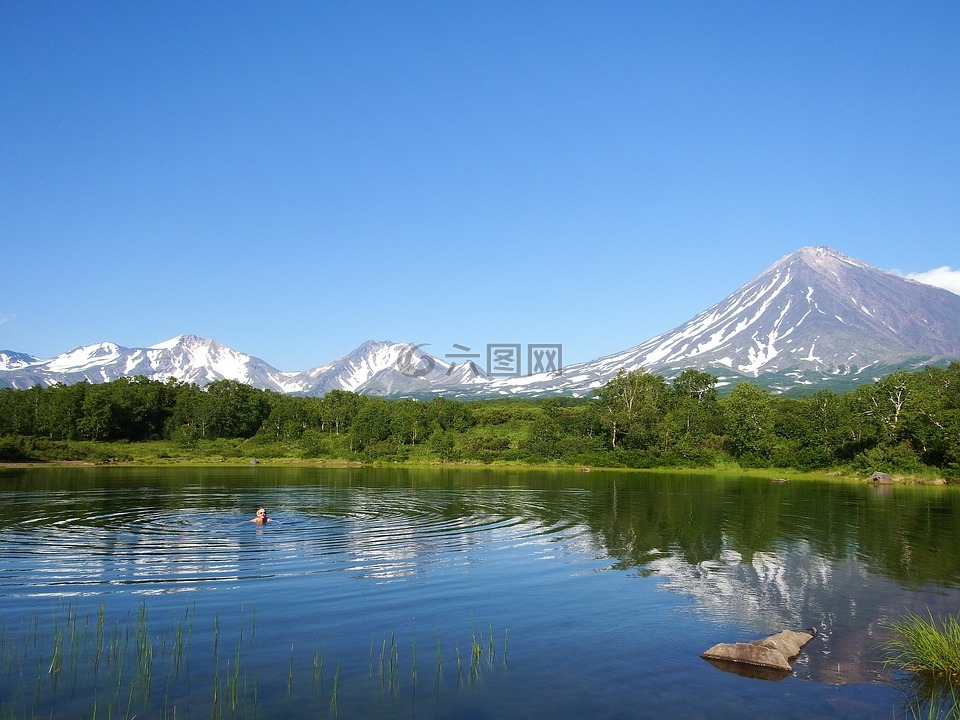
250, 507, 269, 524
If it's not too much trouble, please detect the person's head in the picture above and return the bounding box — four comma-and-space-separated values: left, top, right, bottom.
256, 507, 267, 520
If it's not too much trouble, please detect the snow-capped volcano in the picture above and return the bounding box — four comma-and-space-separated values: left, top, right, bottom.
639, 245, 960, 373
479, 246, 960, 395
630, 246, 959, 380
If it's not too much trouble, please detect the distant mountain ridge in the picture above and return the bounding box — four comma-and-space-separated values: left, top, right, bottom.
3, 247, 959, 396
0, 335, 488, 396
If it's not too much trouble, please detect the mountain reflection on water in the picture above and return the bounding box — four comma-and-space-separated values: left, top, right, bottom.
1, 466, 958, 693
589, 474, 960, 684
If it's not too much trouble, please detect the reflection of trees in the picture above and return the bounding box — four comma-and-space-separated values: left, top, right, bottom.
578, 474, 960, 587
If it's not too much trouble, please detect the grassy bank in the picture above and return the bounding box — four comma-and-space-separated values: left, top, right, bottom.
0, 437, 952, 486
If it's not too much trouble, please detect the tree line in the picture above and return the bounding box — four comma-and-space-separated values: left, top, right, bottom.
1, 363, 958, 478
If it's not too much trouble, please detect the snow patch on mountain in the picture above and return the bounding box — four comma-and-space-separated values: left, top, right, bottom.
46, 342, 123, 372
0, 350, 40, 372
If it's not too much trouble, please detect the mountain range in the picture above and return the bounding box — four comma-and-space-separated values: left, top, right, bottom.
0, 336, 486, 396
3, 246, 959, 397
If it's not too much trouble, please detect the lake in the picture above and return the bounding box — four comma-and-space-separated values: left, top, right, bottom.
1, 466, 958, 719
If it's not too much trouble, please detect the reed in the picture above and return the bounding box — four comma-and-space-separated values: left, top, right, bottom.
470, 622, 482, 676
885, 610, 960, 677
903, 682, 960, 720
124, 679, 135, 720
210, 656, 220, 720
378, 634, 386, 687
172, 621, 185, 675
389, 630, 399, 696
287, 643, 294, 699
314, 640, 324, 694
330, 660, 340, 716
213, 613, 220, 661
47, 627, 63, 681
228, 642, 241, 717
411, 627, 419, 687
134, 604, 152, 698
94, 601, 105, 675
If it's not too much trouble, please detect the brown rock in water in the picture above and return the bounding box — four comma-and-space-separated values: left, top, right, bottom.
701, 628, 817, 673
756, 629, 818, 659
701, 642, 794, 671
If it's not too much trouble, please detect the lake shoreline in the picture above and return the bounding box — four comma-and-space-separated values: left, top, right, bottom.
1, 456, 950, 485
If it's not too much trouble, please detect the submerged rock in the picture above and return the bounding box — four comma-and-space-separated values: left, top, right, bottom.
701, 628, 818, 675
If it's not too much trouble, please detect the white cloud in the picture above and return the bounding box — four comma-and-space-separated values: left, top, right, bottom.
0, 313, 14, 327
905, 267, 960, 296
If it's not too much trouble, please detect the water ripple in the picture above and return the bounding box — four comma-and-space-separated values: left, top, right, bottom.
0, 486, 599, 597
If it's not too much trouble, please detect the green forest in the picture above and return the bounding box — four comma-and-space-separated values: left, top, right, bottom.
1, 363, 959, 479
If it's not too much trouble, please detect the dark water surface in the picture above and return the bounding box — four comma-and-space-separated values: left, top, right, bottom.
1, 466, 958, 719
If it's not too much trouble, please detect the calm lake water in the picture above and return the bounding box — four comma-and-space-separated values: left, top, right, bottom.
1, 466, 958, 719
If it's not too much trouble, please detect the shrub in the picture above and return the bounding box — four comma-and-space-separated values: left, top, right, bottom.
854, 442, 924, 474
0, 436, 32, 462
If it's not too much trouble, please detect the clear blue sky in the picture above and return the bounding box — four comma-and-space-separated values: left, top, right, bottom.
2, 1, 958, 370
